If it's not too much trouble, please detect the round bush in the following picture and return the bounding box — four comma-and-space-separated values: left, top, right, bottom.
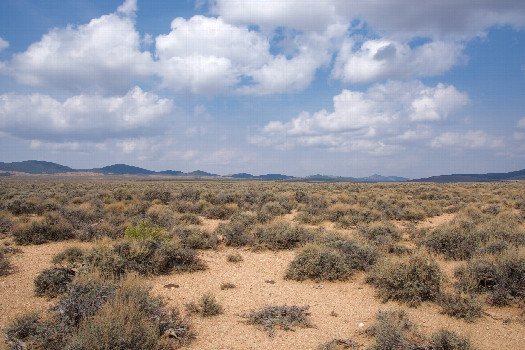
284, 245, 351, 282
34, 267, 75, 298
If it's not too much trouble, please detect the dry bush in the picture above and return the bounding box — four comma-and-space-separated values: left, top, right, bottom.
52, 247, 85, 267
12, 212, 73, 245
34, 267, 76, 298
240, 305, 314, 337
186, 293, 223, 317
203, 203, 238, 220
358, 221, 402, 244
366, 310, 426, 350
146, 204, 175, 228
438, 293, 483, 323
316, 339, 359, 350
171, 226, 219, 249
216, 222, 254, 247
252, 221, 315, 250
430, 329, 476, 350
366, 252, 443, 307
284, 244, 352, 282
455, 249, 525, 306
226, 252, 243, 263
0, 249, 13, 276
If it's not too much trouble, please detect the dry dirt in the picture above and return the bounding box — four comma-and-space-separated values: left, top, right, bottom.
1, 213, 524, 350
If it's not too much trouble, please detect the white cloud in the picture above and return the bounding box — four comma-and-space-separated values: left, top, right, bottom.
7, 2, 153, 94
155, 15, 335, 95
431, 130, 503, 149
332, 39, 466, 83
251, 80, 469, 154
0, 87, 173, 142
213, 0, 525, 39
517, 117, 525, 128
0, 37, 8, 51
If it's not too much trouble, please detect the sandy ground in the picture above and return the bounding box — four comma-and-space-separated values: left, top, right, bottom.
1, 213, 524, 349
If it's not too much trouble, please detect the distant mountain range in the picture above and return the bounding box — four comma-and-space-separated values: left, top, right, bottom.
0, 160, 524, 182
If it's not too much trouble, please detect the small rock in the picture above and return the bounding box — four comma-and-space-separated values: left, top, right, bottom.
265, 280, 276, 284
358, 322, 365, 328
164, 284, 179, 289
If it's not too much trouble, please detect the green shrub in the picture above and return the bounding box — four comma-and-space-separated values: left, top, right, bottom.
430, 329, 476, 350
52, 247, 84, 267
240, 305, 314, 337
284, 244, 351, 282
438, 293, 483, 322
34, 267, 75, 298
366, 310, 426, 350
12, 212, 73, 245
125, 220, 166, 240
366, 252, 443, 306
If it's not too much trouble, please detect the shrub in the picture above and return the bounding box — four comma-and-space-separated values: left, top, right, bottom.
284, 244, 351, 282
34, 267, 75, 298
171, 226, 218, 249
326, 239, 379, 271
12, 212, 73, 245
177, 213, 202, 225
3, 312, 42, 349
125, 220, 166, 240
366, 310, 426, 350
226, 252, 243, 263
220, 282, 236, 290
186, 293, 223, 317
216, 222, 254, 247
0, 250, 13, 276
52, 247, 84, 267
240, 305, 314, 337
430, 329, 476, 350
316, 339, 359, 350
421, 225, 485, 260
76, 221, 122, 241
84, 239, 205, 278
454, 251, 525, 306
366, 252, 443, 307
438, 293, 483, 322
358, 221, 402, 244
253, 221, 315, 250
203, 204, 237, 220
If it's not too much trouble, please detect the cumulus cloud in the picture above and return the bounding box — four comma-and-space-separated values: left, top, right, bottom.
0, 87, 173, 142
251, 80, 469, 153
6, 2, 153, 94
431, 130, 503, 149
155, 15, 335, 95
332, 39, 467, 83
212, 0, 525, 39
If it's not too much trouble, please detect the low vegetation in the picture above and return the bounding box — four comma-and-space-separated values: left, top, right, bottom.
240, 305, 314, 337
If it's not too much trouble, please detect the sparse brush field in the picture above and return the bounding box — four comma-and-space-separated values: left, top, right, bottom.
1, 179, 525, 349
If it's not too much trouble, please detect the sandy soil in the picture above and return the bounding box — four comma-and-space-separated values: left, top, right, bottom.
1, 213, 525, 350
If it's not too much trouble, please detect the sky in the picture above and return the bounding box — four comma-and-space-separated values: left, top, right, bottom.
0, 0, 524, 178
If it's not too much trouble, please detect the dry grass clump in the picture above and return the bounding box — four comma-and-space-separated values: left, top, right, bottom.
316, 339, 359, 350
34, 267, 76, 298
12, 211, 73, 245
253, 220, 315, 250
366, 252, 443, 307
5, 274, 194, 349
240, 305, 314, 337
358, 221, 402, 245
226, 252, 243, 263
0, 249, 13, 276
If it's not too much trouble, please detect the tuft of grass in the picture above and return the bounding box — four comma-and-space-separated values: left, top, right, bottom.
240, 304, 314, 337
438, 293, 483, 322
366, 252, 443, 307
34, 267, 75, 298
316, 339, 359, 350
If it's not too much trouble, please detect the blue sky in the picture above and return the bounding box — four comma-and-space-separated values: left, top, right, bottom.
0, 0, 524, 178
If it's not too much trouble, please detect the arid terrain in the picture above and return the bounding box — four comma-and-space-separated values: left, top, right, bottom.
1, 180, 524, 349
